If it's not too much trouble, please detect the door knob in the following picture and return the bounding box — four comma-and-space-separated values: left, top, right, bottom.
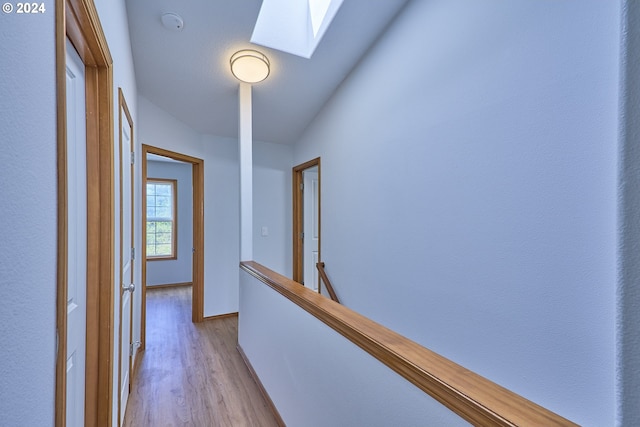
122, 283, 135, 293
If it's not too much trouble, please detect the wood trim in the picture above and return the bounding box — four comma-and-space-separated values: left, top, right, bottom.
240, 261, 578, 427
237, 344, 286, 427
130, 346, 142, 393
141, 144, 205, 350
316, 262, 339, 303
292, 157, 321, 285
93, 58, 115, 427
146, 282, 193, 289
203, 312, 239, 321
55, 2, 68, 426
191, 158, 205, 323
146, 178, 178, 260
141, 146, 147, 350
292, 167, 301, 282
65, 0, 111, 67
117, 87, 123, 427
57, 1, 114, 426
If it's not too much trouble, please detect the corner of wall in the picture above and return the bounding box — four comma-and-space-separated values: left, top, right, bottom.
617, 1, 640, 424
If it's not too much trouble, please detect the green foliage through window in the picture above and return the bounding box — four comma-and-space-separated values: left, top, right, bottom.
146, 180, 175, 258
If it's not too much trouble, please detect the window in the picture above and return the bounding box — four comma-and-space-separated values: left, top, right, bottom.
146, 179, 176, 260
251, 0, 344, 58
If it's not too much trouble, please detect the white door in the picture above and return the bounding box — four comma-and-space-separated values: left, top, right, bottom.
118, 99, 135, 424
303, 167, 319, 291
65, 39, 87, 427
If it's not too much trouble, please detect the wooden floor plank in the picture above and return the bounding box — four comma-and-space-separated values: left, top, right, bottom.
123, 286, 280, 427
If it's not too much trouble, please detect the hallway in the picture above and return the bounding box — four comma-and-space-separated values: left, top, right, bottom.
123, 286, 280, 427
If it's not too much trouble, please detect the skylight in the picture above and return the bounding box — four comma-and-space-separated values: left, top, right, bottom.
309, 0, 331, 37
251, 0, 344, 59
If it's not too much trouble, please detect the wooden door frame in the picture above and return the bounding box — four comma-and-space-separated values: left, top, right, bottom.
292, 158, 321, 285
56, 0, 114, 426
141, 144, 205, 350
117, 88, 134, 427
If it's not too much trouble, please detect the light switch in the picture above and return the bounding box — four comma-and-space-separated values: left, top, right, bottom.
261, 226, 269, 236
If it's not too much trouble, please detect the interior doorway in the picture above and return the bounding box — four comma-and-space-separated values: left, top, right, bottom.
56, 0, 114, 425
141, 145, 205, 350
293, 158, 321, 291
117, 88, 135, 427
63, 37, 88, 427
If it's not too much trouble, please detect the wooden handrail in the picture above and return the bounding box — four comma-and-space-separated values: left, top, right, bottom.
316, 262, 340, 303
240, 261, 578, 427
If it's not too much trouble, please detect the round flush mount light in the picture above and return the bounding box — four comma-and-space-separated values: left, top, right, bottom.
161, 12, 184, 31
230, 50, 270, 84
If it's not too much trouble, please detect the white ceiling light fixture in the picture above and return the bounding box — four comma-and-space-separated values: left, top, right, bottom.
230, 50, 270, 84
161, 12, 184, 32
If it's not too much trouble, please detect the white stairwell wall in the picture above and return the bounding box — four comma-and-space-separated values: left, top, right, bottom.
292, 0, 621, 425
238, 269, 470, 427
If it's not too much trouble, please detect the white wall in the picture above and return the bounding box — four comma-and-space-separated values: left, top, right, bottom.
138, 95, 292, 315
619, 1, 640, 425
0, 3, 57, 425
293, 1, 620, 425
138, 95, 237, 316
146, 160, 193, 286
239, 270, 469, 427
253, 141, 293, 277
0, 1, 139, 424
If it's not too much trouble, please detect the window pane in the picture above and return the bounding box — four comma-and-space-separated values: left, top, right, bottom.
156, 207, 171, 219
146, 181, 175, 259
155, 221, 171, 232
156, 184, 171, 196
156, 244, 171, 255
156, 232, 171, 244
156, 196, 170, 207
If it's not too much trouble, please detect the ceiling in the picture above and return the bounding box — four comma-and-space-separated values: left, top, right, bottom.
124, 0, 409, 145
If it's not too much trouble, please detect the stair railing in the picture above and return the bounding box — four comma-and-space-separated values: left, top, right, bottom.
316, 262, 340, 303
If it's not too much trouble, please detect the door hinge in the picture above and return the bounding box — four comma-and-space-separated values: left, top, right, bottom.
300, 182, 304, 191
192, 247, 196, 253
130, 151, 135, 165
131, 247, 135, 260
299, 232, 304, 240
130, 340, 141, 357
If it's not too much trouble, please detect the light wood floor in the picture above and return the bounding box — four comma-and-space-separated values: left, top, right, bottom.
123, 286, 280, 427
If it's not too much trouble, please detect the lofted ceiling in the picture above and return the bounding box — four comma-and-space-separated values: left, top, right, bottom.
124, 0, 409, 145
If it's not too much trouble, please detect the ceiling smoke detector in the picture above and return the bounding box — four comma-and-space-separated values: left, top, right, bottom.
161, 12, 184, 32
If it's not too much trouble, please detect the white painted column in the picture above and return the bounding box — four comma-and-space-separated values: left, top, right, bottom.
238, 82, 253, 261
